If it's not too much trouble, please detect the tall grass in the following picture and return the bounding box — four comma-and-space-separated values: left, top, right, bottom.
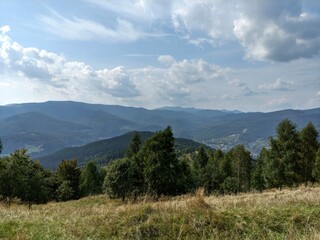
1, 187, 320, 239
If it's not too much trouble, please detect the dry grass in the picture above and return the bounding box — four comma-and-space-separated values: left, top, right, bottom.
1, 187, 320, 239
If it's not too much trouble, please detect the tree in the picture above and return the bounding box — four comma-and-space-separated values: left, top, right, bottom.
193, 146, 209, 189
268, 120, 300, 189
0, 138, 2, 154
127, 132, 145, 198
56, 159, 81, 200
312, 150, 320, 182
299, 122, 319, 186
142, 126, 181, 199
0, 149, 51, 207
126, 132, 142, 158
222, 177, 238, 194
56, 181, 74, 202
103, 158, 134, 201
79, 160, 102, 197
228, 145, 252, 193
252, 148, 267, 192
203, 155, 222, 194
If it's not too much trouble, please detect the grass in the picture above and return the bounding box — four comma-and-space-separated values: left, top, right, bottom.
1, 187, 320, 239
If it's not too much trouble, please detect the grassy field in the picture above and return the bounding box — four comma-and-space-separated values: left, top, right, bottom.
1, 187, 320, 239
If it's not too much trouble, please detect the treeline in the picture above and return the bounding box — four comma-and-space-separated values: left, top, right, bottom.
104, 120, 320, 200
0, 120, 319, 206
0, 149, 106, 208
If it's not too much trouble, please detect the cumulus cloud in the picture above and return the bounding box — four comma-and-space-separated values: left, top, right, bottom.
171, 0, 237, 45
259, 79, 295, 91
0, 27, 235, 106
234, 0, 320, 61
158, 55, 175, 65
0, 28, 140, 98
84, 0, 320, 61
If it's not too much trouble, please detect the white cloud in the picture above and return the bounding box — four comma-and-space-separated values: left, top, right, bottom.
171, 0, 237, 45
158, 55, 175, 65
0, 28, 140, 98
234, 0, 320, 61
1, 24, 319, 111
259, 78, 295, 91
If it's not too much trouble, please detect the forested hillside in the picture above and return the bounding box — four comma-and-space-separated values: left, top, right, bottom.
0, 101, 319, 157
0, 120, 319, 207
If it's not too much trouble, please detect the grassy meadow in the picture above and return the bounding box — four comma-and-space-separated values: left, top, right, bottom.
1, 187, 320, 240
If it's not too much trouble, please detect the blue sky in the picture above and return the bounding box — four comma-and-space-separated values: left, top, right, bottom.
0, 0, 319, 112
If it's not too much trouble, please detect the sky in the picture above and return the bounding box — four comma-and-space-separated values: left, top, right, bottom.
0, 0, 319, 112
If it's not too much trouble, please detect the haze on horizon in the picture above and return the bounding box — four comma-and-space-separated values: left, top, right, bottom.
0, 0, 319, 112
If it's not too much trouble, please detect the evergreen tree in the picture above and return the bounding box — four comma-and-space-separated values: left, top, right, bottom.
252, 148, 267, 192
269, 119, 300, 188
79, 160, 101, 196
299, 122, 319, 186
203, 155, 222, 194
127, 132, 145, 198
142, 126, 181, 199
126, 132, 142, 158
0, 149, 51, 207
56, 159, 81, 200
228, 145, 252, 192
312, 150, 320, 182
193, 146, 209, 189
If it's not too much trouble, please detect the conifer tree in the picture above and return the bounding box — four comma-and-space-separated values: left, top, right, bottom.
228, 145, 252, 192
299, 122, 319, 186
142, 126, 181, 199
312, 150, 320, 182
252, 148, 267, 192
56, 159, 81, 200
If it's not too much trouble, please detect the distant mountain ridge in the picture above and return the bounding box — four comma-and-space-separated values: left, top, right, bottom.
0, 101, 319, 158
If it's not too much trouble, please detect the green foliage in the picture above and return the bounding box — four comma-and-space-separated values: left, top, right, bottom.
0, 138, 2, 154
221, 177, 238, 194
299, 122, 319, 185
125, 132, 142, 158
251, 148, 266, 192
0, 149, 52, 207
103, 158, 134, 201
56, 159, 81, 200
267, 120, 300, 189
228, 144, 252, 192
141, 126, 182, 198
312, 150, 320, 182
79, 160, 102, 197
56, 180, 75, 202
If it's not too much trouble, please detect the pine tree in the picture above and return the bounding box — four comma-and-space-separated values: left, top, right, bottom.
56, 159, 81, 200
126, 132, 142, 158
252, 148, 267, 192
142, 126, 180, 199
312, 150, 320, 182
228, 145, 252, 192
269, 119, 300, 188
299, 122, 319, 186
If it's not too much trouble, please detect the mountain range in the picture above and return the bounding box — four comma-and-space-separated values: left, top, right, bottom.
0, 101, 319, 162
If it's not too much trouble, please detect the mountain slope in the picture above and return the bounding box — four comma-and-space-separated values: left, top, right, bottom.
38, 131, 209, 169
0, 101, 319, 158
